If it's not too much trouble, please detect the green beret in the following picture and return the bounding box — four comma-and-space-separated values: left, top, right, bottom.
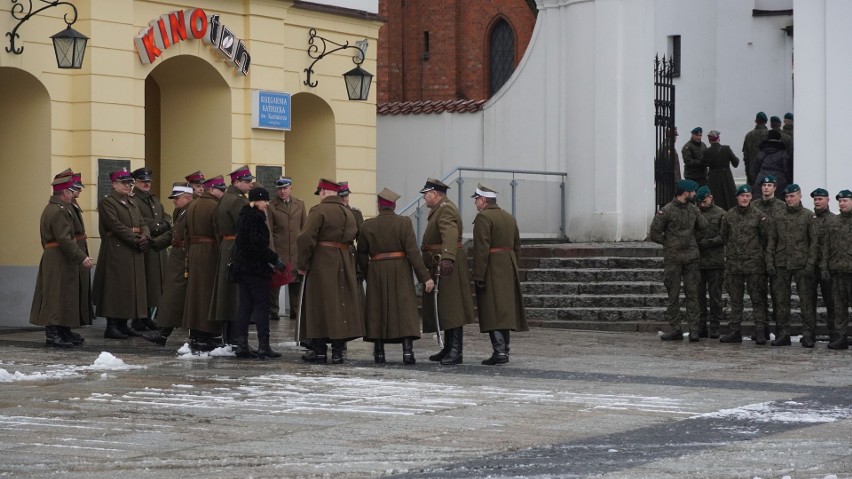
677, 179, 699, 192
784, 112, 793, 120
837, 190, 852, 200
770, 116, 781, 124
783, 184, 800, 194
758, 175, 777, 185
736, 184, 752, 196
756, 112, 768, 122
810, 188, 829, 198
695, 186, 711, 202
690, 127, 703, 134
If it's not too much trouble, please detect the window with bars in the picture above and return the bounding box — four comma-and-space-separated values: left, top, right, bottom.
489, 19, 515, 96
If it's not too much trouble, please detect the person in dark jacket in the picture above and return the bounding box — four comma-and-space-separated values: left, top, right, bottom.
231, 187, 285, 359
695, 186, 725, 339
704, 130, 740, 211
752, 130, 792, 197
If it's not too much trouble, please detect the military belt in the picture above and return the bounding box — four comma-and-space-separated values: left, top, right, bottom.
222, 234, 237, 241
489, 247, 513, 253
106, 227, 141, 237
43, 241, 61, 249
371, 251, 406, 261
421, 242, 463, 252
318, 241, 350, 251
75, 234, 87, 241
189, 236, 215, 244
171, 240, 185, 248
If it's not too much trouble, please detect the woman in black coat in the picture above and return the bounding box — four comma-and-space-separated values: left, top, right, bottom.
231, 187, 284, 359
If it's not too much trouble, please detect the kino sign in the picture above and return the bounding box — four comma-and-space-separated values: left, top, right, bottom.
135, 9, 251, 75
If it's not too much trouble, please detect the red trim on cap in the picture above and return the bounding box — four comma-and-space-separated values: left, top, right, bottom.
378, 198, 396, 208
185, 172, 205, 183
317, 180, 340, 192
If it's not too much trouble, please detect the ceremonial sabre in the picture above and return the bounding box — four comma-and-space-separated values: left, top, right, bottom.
432, 253, 444, 348
295, 273, 307, 346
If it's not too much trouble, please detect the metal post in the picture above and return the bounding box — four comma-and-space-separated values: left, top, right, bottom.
560, 178, 566, 239
510, 177, 518, 217
456, 177, 465, 220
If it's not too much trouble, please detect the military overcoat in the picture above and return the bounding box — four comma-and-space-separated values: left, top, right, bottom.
209, 185, 246, 323
297, 195, 365, 340
133, 189, 172, 308
704, 143, 740, 211
472, 203, 528, 333
156, 205, 189, 329
71, 199, 94, 324
420, 197, 475, 333
357, 209, 431, 341
30, 197, 87, 327
268, 196, 306, 266
183, 191, 220, 334
92, 191, 148, 319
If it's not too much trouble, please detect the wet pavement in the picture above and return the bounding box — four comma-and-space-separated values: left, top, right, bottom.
1, 320, 851, 478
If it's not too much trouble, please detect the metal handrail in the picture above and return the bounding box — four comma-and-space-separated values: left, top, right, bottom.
396, 166, 568, 242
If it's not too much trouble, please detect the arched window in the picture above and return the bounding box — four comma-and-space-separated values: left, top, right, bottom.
489, 19, 515, 96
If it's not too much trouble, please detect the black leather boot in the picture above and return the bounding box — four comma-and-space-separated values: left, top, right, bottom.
698, 318, 708, 338
429, 331, 451, 361
61, 327, 85, 346
720, 330, 742, 343
708, 322, 720, 339
402, 338, 415, 365
131, 318, 153, 332
331, 340, 346, 364
104, 319, 129, 340
660, 330, 683, 340
828, 333, 849, 350
142, 328, 173, 346
440, 327, 463, 365
373, 341, 385, 364
257, 334, 282, 359
754, 325, 767, 345
234, 337, 259, 359
46, 326, 75, 348
482, 330, 509, 365
771, 335, 791, 346
800, 335, 815, 348
301, 339, 327, 363
116, 320, 138, 337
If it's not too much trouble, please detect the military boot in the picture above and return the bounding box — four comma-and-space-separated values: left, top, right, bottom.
429, 331, 451, 361
257, 334, 282, 359
402, 338, 415, 365
331, 340, 346, 364
719, 330, 742, 343
660, 330, 684, 341
440, 327, 463, 365
46, 326, 75, 348
504, 330, 511, 354
302, 339, 328, 363
142, 328, 173, 346
131, 318, 153, 332
698, 318, 708, 338
104, 319, 129, 340
234, 337, 259, 359
708, 322, 720, 339
61, 327, 85, 346
827, 333, 849, 350
482, 330, 509, 365
373, 341, 386, 364
754, 325, 767, 345
771, 335, 791, 346
115, 320, 138, 337
799, 335, 815, 348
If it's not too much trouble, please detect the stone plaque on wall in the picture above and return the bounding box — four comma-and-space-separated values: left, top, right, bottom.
255, 165, 282, 189
97, 158, 132, 200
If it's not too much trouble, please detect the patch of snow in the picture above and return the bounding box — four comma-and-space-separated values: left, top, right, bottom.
696, 401, 852, 424
0, 367, 80, 382
85, 352, 144, 371
209, 345, 236, 357
176, 343, 192, 354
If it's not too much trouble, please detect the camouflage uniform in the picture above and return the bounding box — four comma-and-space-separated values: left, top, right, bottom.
772, 204, 818, 338
721, 204, 774, 335
820, 211, 852, 341
696, 203, 726, 337
681, 140, 708, 185
812, 207, 836, 335
753, 196, 786, 333
742, 124, 768, 186
649, 198, 707, 334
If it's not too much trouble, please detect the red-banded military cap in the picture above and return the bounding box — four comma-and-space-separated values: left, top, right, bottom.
110, 168, 133, 182
203, 175, 227, 190
377, 187, 400, 208
314, 178, 340, 195
52, 176, 75, 192
185, 170, 205, 184
229, 165, 255, 182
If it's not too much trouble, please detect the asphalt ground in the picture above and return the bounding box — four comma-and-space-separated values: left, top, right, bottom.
1, 320, 851, 478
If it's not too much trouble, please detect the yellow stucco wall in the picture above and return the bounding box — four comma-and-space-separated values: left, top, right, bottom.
0, 0, 380, 266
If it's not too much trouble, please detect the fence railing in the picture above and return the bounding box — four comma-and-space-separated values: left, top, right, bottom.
396, 167, 568, 244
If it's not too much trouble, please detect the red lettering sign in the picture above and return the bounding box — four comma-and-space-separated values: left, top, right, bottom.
156, 18, 171, 49
168, 10, 187, 43
134, 26, 162, 64
188, 9, 208, 40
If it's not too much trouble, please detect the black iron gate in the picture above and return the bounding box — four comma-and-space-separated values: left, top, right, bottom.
654, 55, 676, 209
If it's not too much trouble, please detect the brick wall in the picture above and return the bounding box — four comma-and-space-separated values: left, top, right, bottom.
378, 0, 536, 103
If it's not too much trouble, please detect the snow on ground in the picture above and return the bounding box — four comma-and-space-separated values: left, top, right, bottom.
0, 352, 143, 382
695, 400, 852, 424
176, 343, 236, 359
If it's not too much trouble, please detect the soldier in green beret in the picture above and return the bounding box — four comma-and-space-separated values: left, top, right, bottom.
752, 175, 786, 340
650, 179, 708, 341
695, 186, 725, 338
820, 189, 852, 349
742, 112, 769, 186
810, 188, 836, 340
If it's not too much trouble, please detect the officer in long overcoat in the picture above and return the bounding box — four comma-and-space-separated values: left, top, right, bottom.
183, 176, 226, 350
92, 168, 149, 339
185, 170, 205, 198
30, 176, 94, 347
357, 188, 434, 364
143, 183, 194, 346
420, 178, 475, 365
131, 167, 172, 331
268, 176, 306, 320
209, 166, 253, 337
297, 178, 365, 364
704, 130, 740, 211
471, 184, 528, 365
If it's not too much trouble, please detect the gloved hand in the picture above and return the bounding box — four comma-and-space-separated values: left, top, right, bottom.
136, 234, 151, 252
475, 280, 486, 293
440, 258, 454, 277
821, 269, 831, 283
766, 265, 776, 276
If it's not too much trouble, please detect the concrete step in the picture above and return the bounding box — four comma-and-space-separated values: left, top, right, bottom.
525, 307, 829, 323
521, 281, 668, 295
524, 268, 664, 283
536, 257, 664, 270
523, 292, 826, 309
